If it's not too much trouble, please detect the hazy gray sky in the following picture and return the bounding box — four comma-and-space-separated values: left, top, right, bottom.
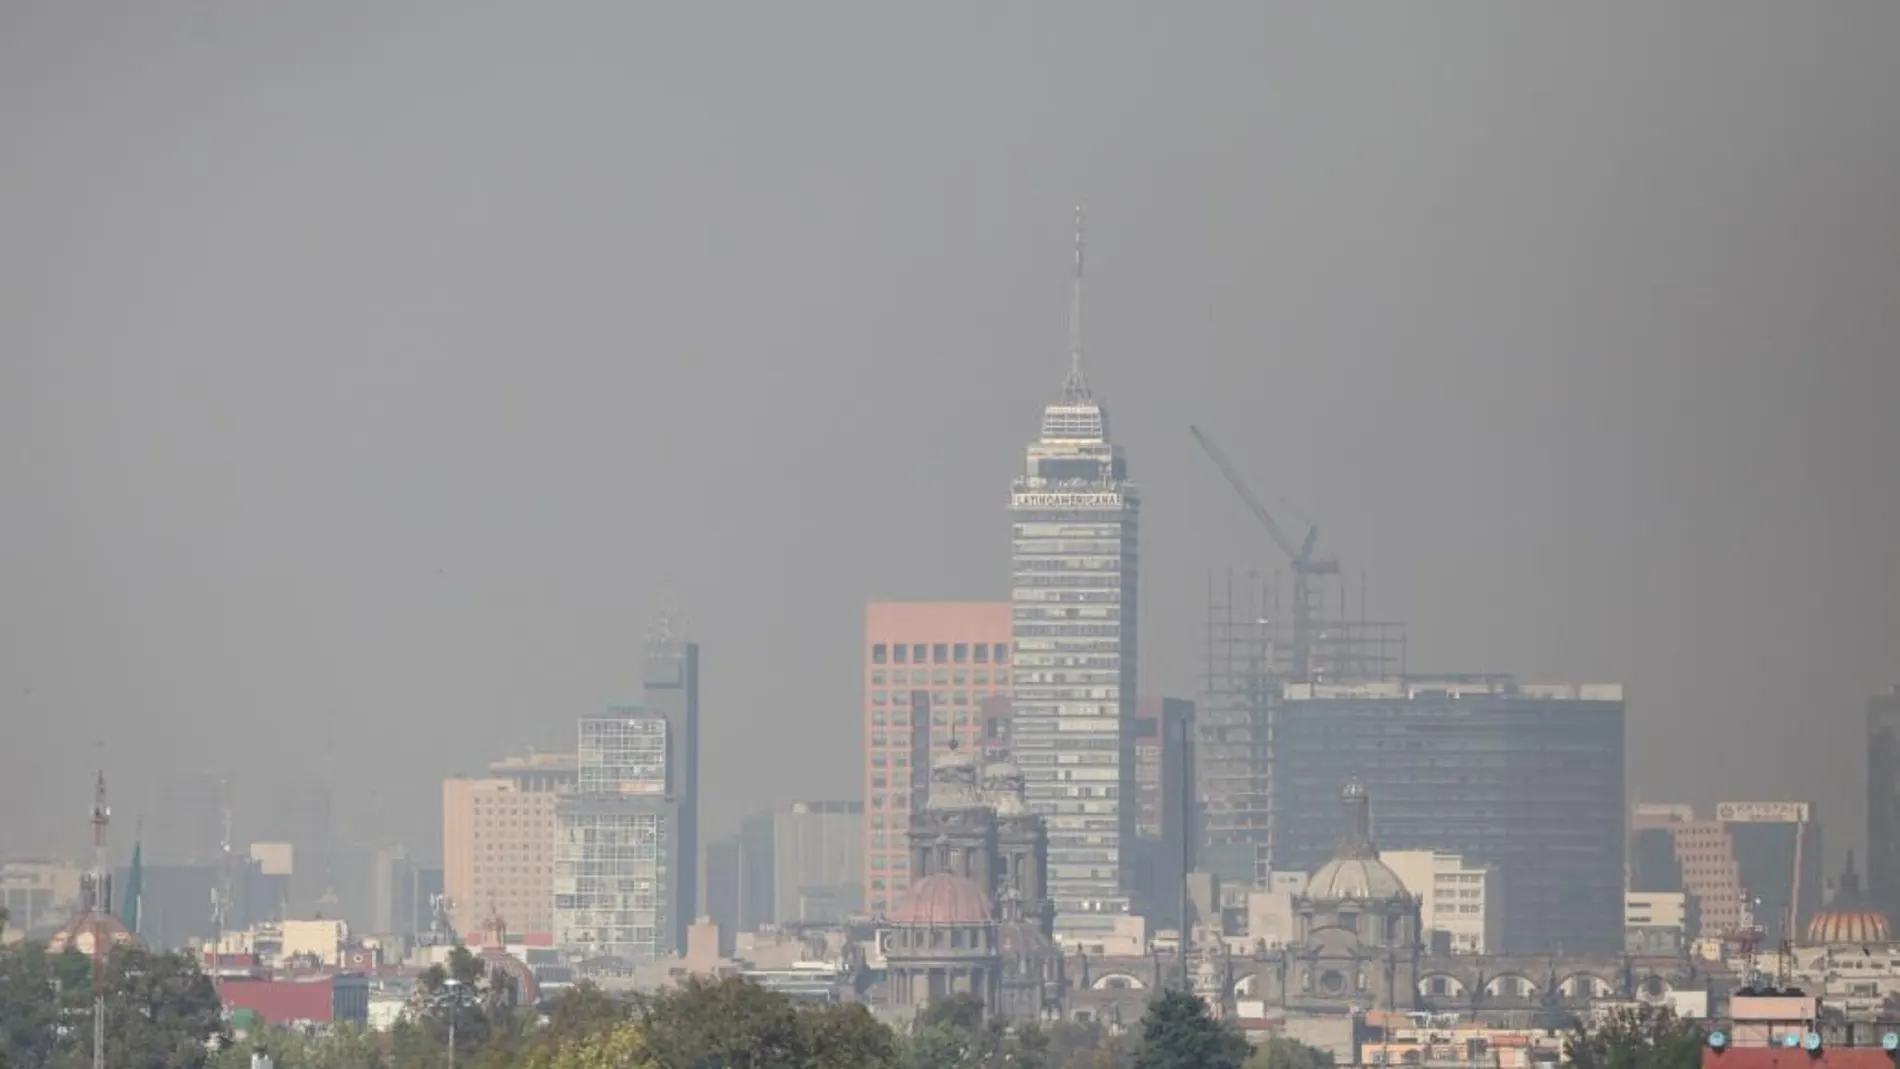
3, 3, 1895, 864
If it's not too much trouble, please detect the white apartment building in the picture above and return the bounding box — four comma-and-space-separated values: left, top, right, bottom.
1382, 849, 1501, 954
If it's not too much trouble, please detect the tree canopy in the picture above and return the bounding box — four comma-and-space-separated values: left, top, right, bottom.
1562, 1003, 1704, 1069
0, 936, 1293, 1069
0, 941, 224, 1069
1132, 990, 1252, 1069
1241, 1035, 1333, 1069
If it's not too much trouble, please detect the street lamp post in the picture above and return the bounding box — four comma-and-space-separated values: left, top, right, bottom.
447, 978, 459, 1069
432, 977, 478, 1069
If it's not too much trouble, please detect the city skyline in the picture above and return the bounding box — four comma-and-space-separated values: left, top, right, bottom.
2, 4, 1895, 882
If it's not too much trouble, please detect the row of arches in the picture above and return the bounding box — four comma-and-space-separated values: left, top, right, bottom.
1084, 970, 1680, 1003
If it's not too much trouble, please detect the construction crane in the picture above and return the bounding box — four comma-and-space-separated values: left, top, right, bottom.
1190, 424, 1340, 683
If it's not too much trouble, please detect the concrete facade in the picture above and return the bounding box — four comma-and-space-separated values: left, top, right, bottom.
442, 777, 558, 940
1009, 357, 1140, 940
862, 601, 1013, 916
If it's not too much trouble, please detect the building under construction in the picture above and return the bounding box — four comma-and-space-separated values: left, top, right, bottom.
1197, 568, 1405, 886
1188, 424, 1406, 888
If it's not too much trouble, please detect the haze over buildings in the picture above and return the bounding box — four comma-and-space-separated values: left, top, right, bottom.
0, 4, 1894, 972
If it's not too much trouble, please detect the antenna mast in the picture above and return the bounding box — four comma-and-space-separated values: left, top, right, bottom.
1062, 205, 1091, 402
1723, 887, 1765, 989
213, 777, 233, 967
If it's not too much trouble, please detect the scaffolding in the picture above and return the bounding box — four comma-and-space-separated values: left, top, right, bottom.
1276, 570, 1407, 685
1306, 574, 1407, 684
1197, 570, 1277, 886
1198, 569, 1408, 887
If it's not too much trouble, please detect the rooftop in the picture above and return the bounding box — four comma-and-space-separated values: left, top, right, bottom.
1285, 677, 1625, 702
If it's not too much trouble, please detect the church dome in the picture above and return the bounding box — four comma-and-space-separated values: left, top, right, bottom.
1308, 856, 1409, 902
1306, 779, 1410, 903
889, 872, 995, 926
1806, 851, 1891, 945
1807, 910, 1890, 945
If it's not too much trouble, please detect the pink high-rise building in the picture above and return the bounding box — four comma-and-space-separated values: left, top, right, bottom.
862, 601, 1012, 916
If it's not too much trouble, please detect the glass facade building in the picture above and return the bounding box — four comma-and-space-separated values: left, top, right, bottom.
555, 710, 674, 963
554, 629, 699, 965
1276, 678, 1627, 954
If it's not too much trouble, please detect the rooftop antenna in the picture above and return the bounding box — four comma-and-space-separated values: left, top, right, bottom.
213, 778, 233, 967
1062, 205, 1091, 402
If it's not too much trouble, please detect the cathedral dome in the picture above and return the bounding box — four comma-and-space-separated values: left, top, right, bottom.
1306, 780, 1411, 903
1806, 851, 1891, 945
1307, 856, 1409, 902
1807, 910, 1890, 945
889, 873, 995, 926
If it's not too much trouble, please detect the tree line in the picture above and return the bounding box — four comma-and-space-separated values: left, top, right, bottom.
0, 928, 1700, 1069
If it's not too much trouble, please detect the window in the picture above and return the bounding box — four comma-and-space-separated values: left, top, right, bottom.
872, 643, 887, 664
993, 642, 1009, 663
953, 643, 968, 663
932, 643, 948, 663
893, 644, 907, 664
973, 643, 988, 663
912, 644, 926, 663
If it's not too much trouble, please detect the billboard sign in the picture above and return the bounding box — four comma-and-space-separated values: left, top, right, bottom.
1716, 801, 1810, 824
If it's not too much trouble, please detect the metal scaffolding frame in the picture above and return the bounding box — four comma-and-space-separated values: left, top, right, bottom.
1196, 568, 1409, 889
1197, 570, 1278, 885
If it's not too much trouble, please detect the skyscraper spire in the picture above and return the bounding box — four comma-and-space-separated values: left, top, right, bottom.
1062, 205, 1091, 403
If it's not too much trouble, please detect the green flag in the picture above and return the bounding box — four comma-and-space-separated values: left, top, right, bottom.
121, 839, 142, 935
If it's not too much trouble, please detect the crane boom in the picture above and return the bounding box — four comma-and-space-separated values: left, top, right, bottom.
1190, 425, 1306, 566
1189, 424, 1338, 682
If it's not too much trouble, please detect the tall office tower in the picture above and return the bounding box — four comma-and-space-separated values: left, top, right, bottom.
1010, 209, 1141, 940
1869, 688, 1900, 924
1628, 802, 1820, 945
555, 709, 677, 964
641, 618, 700, 956
772, 801, 865, 924
443, 776, 560, 941
862, 601, 1013, 916
1277, 678, 1626, 954
1132, 697, 1192, 931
